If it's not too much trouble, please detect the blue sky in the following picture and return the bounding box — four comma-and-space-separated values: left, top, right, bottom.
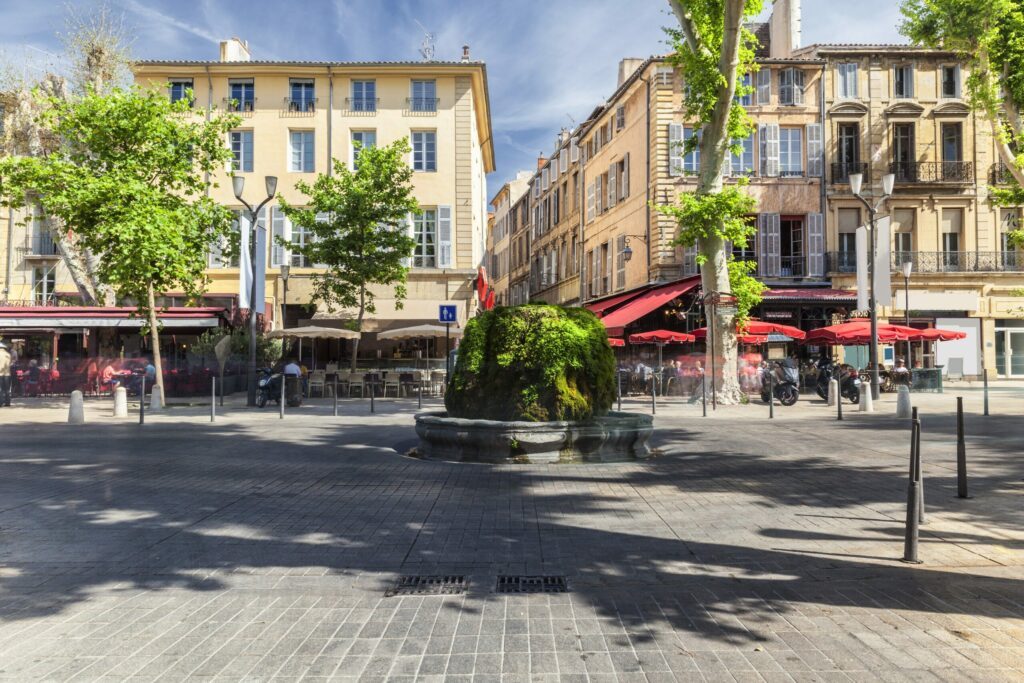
2, 0, 904, 196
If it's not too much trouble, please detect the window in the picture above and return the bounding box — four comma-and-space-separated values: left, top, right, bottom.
837, 207, 860, 271
941, 208, 963, 269
779, 128, 803, 176
351, 80, 376, 111
894, 232, 913, 256
893, 208, 915, 266
32, 265, 56, 304
290, 220, 311, 268
780, 217, 805, 276
837, 63, 858, 98
893, 65, 914, 98
731, 134, 755, 175
413, 210, 437, 267
941, 122, 963, 162
289, 131, 314, 172
615, 105, 626, 130
410, 79, 437, 112
941, 65, 960, 99
600, 241, 610, 294
411, 131, 437, 171
228, 79, 255, 112
892, 123, 915, 180
779, 68, 804, 105
169, 78, 194, 105
734, 73, 753, 106
231, 131, 254, 172
288, 79, 315, 111
682, 127, 700, 174
351, 130, 376, 168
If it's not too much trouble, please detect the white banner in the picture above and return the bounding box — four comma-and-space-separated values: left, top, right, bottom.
238, 214, 253, 309
253, 222, 267, 316
856, 226, 868, 311
874, 216, 892, 306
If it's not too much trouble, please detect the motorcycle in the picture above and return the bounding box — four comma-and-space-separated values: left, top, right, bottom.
815, 361, 861, 404
256, 368, 304, 408
760, 361, 800, 406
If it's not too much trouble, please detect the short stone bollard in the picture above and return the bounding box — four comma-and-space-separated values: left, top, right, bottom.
68, 390, 85, 424
149, 385, 163, 412
858, 382, 874, 412
896, 386, 912, 419
113, 386, 128, 418
827, 379, 838, 406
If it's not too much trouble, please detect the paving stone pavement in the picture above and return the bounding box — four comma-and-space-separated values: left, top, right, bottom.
0, 390, 1021, 682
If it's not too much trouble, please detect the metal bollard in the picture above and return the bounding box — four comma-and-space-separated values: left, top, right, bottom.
211, 378, 216, 422
956, 396, 970, 499
702, 375, 707, 417
617, 371, 622, 412
370, 381, 375, 414
983, 370, 990, 416
139, 378, 145, 425
837, 386, 843, 421
417, 379, 423, 410
651, 376, 656, 416
333, 376, 339, 417
902, 408, 923, 564
768, 370, 774, 419
915, 411, 924, 524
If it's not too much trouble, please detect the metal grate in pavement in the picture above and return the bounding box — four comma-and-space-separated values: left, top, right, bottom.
495, 575, 569, 594
385, 575, 467, 597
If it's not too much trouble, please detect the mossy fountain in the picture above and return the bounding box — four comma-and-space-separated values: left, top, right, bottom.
414, 304, 653, 463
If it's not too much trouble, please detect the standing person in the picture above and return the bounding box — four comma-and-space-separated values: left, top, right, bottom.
0, 342, 11, 407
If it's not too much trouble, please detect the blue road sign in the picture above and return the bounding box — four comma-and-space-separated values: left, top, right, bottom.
439, 304, 458, 323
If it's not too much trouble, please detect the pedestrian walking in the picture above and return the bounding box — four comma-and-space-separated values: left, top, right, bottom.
0, 342, 11, 407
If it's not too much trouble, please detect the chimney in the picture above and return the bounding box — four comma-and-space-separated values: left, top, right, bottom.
461, 45, 471, 61
768, 0, 801, 58
617, 58, 645, 88
219, 38, 251, 62
537, 155, 547, 170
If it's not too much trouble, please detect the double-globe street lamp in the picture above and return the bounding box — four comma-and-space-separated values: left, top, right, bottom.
849, 171, 895, 401
233, 174, 278, 407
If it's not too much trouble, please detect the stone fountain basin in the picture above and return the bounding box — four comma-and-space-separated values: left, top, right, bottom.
414, 411, 653, 463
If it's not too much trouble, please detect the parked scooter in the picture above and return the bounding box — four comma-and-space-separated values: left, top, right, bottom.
815, 360, 862, 404
255, 368, 304, 408
760, 361, 800, 406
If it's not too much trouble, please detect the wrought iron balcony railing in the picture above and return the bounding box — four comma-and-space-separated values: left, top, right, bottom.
22, 234, 60, 257
831, 161, 867, 184
826, 250, 1023, 274
283, 97, 317, 112
989, 162, 1015, 185
889, 161, 973, 183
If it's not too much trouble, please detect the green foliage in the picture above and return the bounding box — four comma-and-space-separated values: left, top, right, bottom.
655, 180, 757, 249
191, 329, 282, 366
278, 139, 420, 325
0, 86, 240, 323
728, 259, 767, 325
446, 305, 616, 422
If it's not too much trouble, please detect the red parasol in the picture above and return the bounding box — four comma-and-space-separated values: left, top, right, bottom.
628, 330, 695, 344
691, 319, 807, 341
805, 320, 921, 345
914, 327, 967, 342
608, 337, 626, 347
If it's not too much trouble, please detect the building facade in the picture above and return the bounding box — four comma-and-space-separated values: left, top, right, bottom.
133, 40, 494, 341
486, 171, 531, 306
796, 43, 1024, 377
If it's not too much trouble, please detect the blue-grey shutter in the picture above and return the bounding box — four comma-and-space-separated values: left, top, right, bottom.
807, 213, 824, 277
438, 205, 453, 268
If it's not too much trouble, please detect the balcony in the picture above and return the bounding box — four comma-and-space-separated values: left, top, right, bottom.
22, 234, 60, 259
889, 161, 973, 184
827, 250, 1023, 274
406, 97, 439, 113
222, 97, 256, 115
345, 97, 379, 113
831, 162, 867, 184
778, 256, 805, 278
989, 162, 1014, 185
282, 97, 317, 113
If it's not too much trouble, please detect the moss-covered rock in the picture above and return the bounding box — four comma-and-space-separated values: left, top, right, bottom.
445, 304, 616, 422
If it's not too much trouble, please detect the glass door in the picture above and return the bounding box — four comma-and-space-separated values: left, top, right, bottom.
1010, 332, 1024, 377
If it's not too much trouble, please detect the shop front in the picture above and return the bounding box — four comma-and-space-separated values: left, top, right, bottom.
995, 319, 1024, 377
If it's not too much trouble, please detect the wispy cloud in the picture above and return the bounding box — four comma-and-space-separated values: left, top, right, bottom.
114, 0, 220, 45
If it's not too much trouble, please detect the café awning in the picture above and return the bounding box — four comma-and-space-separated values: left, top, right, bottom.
627, 330, 695, 344
377, 324, 462, 340
0, 306, 224, 329
266, 326, 360, 340
691, 319, 807, 341
599, 277, 700, 335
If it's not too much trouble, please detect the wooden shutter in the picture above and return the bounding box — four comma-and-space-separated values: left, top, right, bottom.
806, 123, 822, 177
807, 212, 824, 277
669, 123, 683, 176
586, 181, 595, 222
591, 249, 600, 298
762, 124, 780, 177
620, 153, 630, 199
794, 69, 805, 105
595, 175, 603, 214
756, 68, 771, 105
270, 207, 291, 267
607, 164, 617, 209
438, 205, 452, 268
721, 143, 733, 177
616, 234, 626, 289
560, 149, 568, 173
570, 137, 579, 162
759, 213, 781, 277
399, 214, 412, 266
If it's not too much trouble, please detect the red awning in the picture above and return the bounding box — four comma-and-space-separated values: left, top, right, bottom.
607, 337, 626, 347
805, 320, 920, 345
600, 277, 700, 335
915, 328, 968, 342
0, 306, 226, 329
628, 330, 695, 344
586, 287, 649, 317
762, 288, 857, 302
691, 319, 807, 341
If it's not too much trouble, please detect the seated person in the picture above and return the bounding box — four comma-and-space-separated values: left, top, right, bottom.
891, 358, 911, 384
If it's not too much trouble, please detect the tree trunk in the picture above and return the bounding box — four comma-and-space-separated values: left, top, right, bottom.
349, 285, 366, 373
147, 283, 165, 406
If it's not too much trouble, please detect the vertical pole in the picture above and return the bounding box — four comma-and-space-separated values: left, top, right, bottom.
768, 368, 774, 419
904, 274, 911, 366
902, 407, 922, 564
980, 321, 989, 416
915, 409, 924, 523
211, 377, 216, 422
651, 376, 656, 415
617, 369, 622, 412
868, 205, 881, 401
333, 375, 338, 417
710, 300, 717, 411
247, 208, 259, 408
219, 365, 224, 407
417, 378, 423, 410
279, 371, 285, 419
837, 380, 843, 421
370, 377, 375, 414
702, 374, 707, 417
956, 396, 969, 499
445, 323, 451, 378
139, 376, 145, 425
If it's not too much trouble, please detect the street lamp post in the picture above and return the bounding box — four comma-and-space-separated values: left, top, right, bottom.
233, 175, 278, 407
901, 260, 913, 365
850, 172, 895, 401
280, 263, 291, 328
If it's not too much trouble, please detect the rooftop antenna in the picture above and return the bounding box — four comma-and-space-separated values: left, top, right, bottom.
414, 19, 435, 61
565, 113, 576, 127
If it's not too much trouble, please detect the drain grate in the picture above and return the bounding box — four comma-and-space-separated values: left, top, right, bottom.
495, 575, 569, 594
385, 575, 467, 597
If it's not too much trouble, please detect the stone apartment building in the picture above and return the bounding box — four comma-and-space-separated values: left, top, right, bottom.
793, 43, 1024, 377
485, 171, 530, 306
133, 39, 494, 337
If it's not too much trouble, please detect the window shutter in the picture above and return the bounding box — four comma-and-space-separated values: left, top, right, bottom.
437, 205, 453, 268
570, 137, 579, 162
270, 208, 292, 267
620, 153, 630, 199
721, 143, 733, 177
399, 214, 412, 266
682, 245, 698, 276
616, 234, 626, 289
762, 124, 780, 177
807, 213, 824, 277
794, 69, 805, 105
595, 175, 603, 214
759, 213, 781, 277
591, 249, 600, 298
586, 181, 596, 222
756, 68, 771, 105
607, 164, 617, 209
668, 123, 683, 176
806, 123, 822, 177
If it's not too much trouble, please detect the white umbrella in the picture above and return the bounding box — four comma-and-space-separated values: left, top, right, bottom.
266, 326, 360, 340
377, 324, 463, 340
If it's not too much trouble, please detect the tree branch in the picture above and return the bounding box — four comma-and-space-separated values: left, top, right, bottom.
667, 0, 711, 57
